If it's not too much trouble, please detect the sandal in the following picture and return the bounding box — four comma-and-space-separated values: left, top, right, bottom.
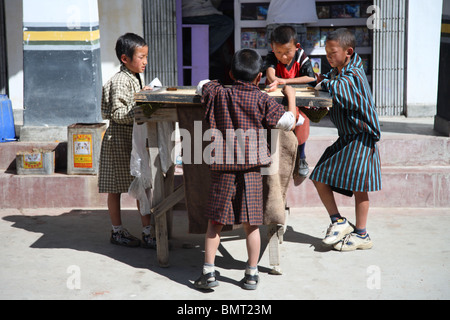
242, 273, 259, 290
194, 272, 219, 290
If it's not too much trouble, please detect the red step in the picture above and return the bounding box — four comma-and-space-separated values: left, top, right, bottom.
1, 134, 449, 209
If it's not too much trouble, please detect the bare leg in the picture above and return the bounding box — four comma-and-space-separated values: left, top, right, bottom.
243, 223, 260, 268
137, 200, 152, 227
204, 220, 224, 265
108, 193, 122, 226
354, 192, 369, 230
313, 181, 339, 216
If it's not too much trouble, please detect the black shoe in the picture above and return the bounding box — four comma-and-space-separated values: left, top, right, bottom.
141, 233, 157, 249
194, 272, 219, 290
110, 229, 141, 247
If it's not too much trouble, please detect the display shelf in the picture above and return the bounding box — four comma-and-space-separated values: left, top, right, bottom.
234, 0, 374, 78
234, 0, 270, 52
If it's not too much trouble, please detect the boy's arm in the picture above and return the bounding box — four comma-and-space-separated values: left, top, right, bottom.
110, 81, 135, 124
266, 67, 283, 85
282, 85, 297, 116
321, 70, 367, 111
264, 52, 279, 84
275, 85, 300, 131
267, 61, 316, 92
315, 69, 335, 91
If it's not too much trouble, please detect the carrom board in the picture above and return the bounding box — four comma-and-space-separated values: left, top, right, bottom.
135, 85, 332, 109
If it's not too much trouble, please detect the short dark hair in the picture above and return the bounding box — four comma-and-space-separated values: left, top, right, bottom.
270, 25, 298, 45
326, 28, 356, 50
231, 49, 263, 82
115, 33, 147, 63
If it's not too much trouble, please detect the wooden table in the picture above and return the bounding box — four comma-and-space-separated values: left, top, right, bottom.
135, 85, 332, 109
134, 85, 331, 270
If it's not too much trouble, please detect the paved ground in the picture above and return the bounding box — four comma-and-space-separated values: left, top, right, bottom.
1, 206, 449, 300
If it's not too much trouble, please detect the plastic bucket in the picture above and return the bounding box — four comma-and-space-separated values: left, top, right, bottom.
0, 95, 16, 143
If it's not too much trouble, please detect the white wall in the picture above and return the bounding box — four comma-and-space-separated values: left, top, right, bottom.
23, 0, 99, 27
4, 0, 144, 113
98, 0, 143, 84
406, 0, 443, 117
5, 0, 23, 111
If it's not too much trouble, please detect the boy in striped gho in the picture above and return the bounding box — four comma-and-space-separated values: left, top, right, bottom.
311, 28, 382, 251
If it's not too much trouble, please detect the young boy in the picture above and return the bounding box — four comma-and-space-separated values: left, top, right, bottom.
194, 49, 298, 290
311, 28, 382, 251
99, 33, 155, 249
265, 25, 316, 177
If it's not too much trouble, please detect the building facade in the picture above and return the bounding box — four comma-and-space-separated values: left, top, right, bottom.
0, 0, 447, 141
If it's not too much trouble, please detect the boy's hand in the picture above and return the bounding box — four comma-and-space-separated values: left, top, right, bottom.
267, 78, 286, 92
315, 73, 323, 82
314, 73, 326, 91
281, 84, 295, 98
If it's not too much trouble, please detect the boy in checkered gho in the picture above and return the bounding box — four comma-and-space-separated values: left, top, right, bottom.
194, 49, 302, 290
98, 33, 155, 249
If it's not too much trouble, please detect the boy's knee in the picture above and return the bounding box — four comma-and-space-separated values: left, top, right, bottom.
243, 223, 259, 234
312, 179, 322, 189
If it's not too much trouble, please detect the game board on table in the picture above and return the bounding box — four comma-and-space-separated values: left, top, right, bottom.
135, 85, 332, 108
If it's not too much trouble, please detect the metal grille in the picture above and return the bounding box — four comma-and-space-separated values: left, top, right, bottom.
143, 0, 178, 86
373, 0, 407, 116
0, 0, 8, 95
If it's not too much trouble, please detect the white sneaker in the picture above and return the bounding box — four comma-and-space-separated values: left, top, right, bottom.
333, 233, 373, 251
322, 218, 354, 245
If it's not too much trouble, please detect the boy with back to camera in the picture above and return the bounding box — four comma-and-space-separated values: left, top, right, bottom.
99, 33, 156, 249
311, 28, 382, 251
265, 25, 316, 177
194, 49, 299, 290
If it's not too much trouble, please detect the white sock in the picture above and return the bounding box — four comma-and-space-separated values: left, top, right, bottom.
112, 225, 123, 233
246, 265, 258, 276
203, 263, 215, 275
142, 225, 152, 236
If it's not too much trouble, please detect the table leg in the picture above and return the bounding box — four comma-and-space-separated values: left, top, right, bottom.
268, 207, 290, 275
147, 122, 170, 268
164, 164, 175, 239
268, 224, 283, 275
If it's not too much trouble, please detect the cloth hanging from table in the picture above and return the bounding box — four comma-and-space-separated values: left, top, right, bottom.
177, 105, 297, 234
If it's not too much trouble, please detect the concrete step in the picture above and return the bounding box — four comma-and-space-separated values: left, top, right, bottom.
1, 165, 449, 209
1, 135, 449, 209
0, 142, 66, 172
1, 135, 449, 171
304, 135, 450, 167
0, 171, 186, 210
286, 166, 450, 209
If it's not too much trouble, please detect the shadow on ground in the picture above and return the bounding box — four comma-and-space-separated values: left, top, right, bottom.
2, 209, 324, 292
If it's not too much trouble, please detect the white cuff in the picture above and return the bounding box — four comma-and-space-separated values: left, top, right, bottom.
275, 111, 296, 131
195, 79, 211, 95
296, 113, 305, 126
315, 81, 323, 91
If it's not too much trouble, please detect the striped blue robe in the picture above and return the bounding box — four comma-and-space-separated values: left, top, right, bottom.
310, 53, 382, 196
